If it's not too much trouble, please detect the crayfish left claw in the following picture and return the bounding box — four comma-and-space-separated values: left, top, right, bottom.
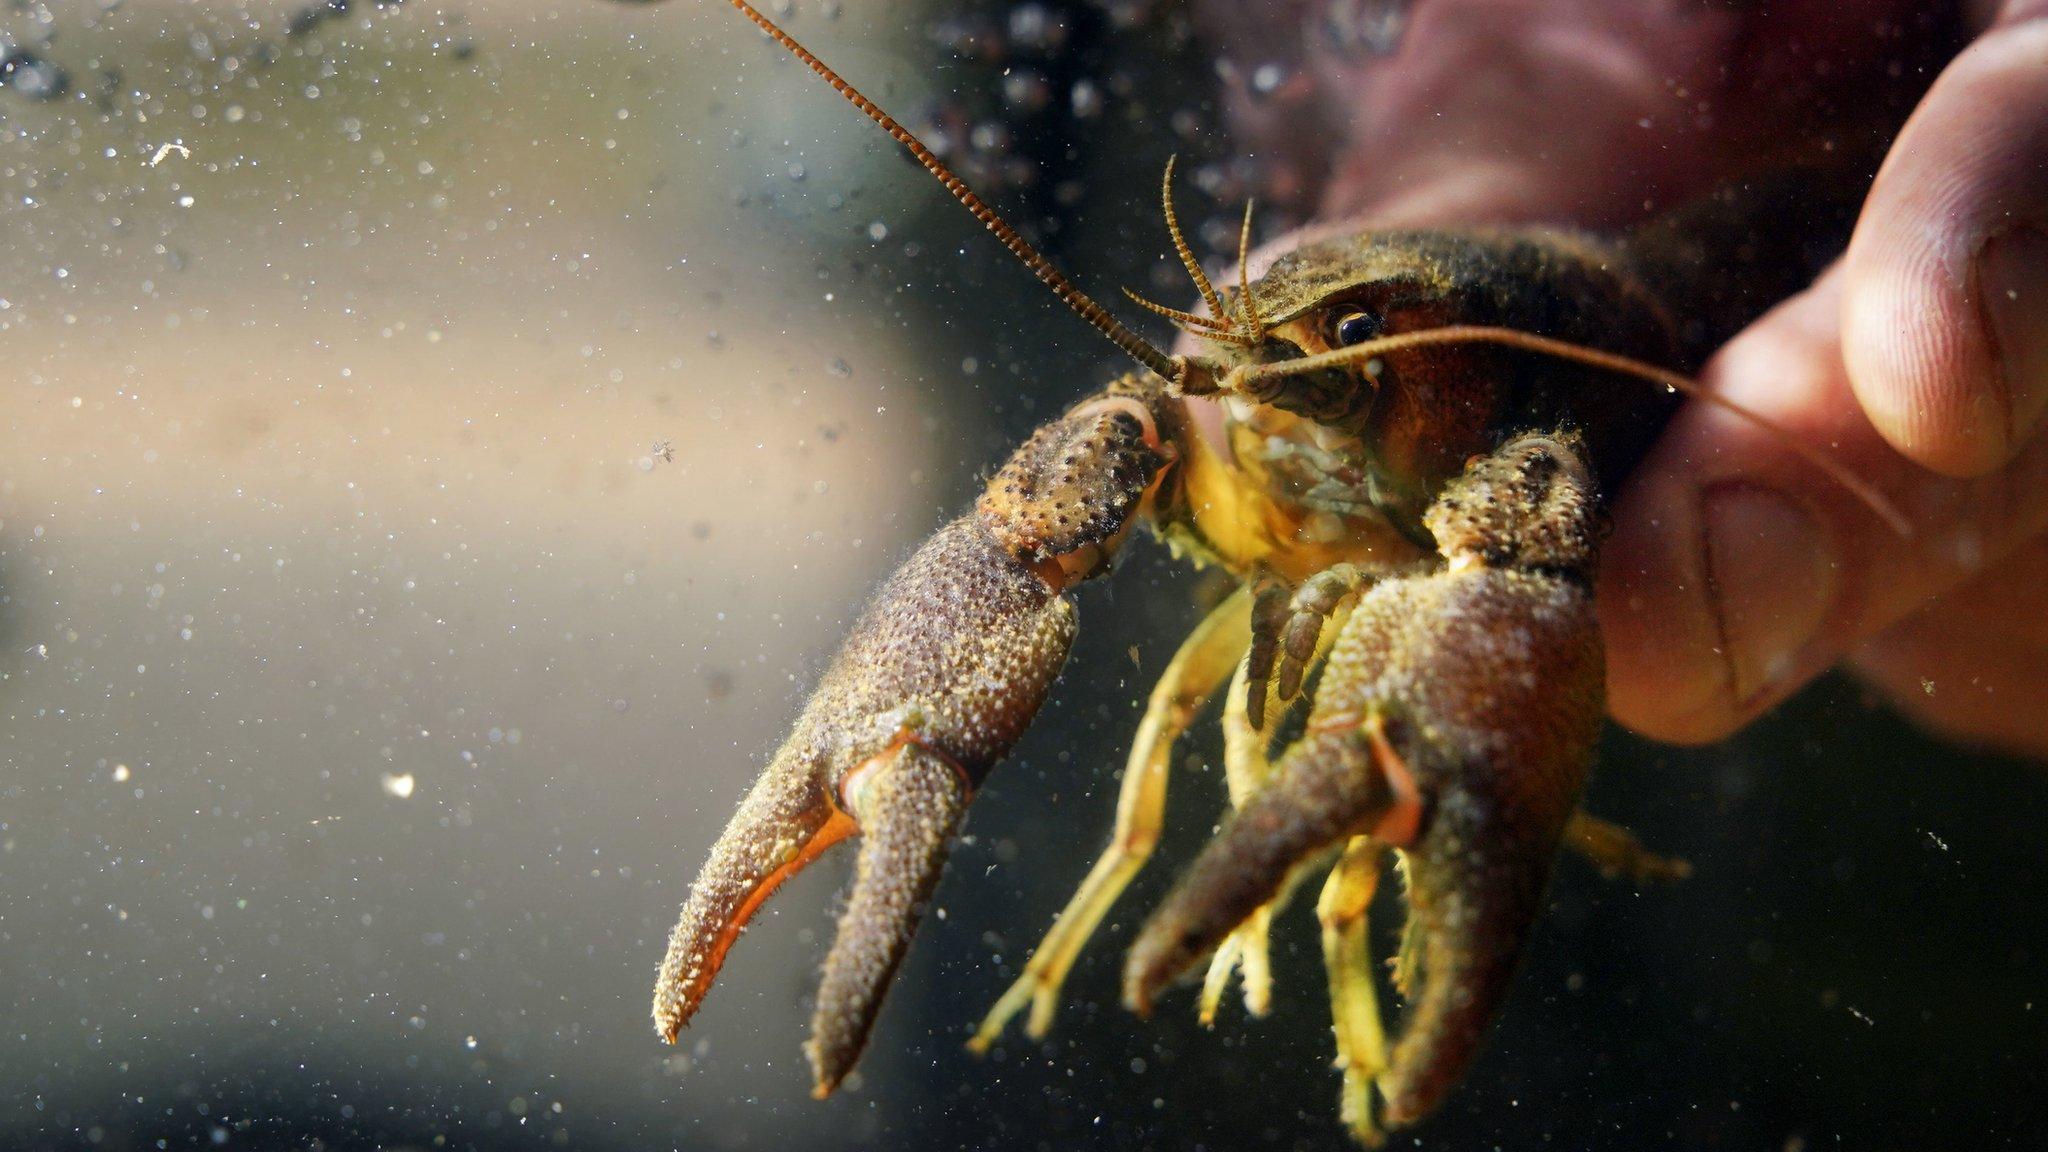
652, 753, 854, 1046
654, 516, 1079, 1092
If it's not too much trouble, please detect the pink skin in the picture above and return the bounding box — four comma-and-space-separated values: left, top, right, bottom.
1189, 0, 2048, 757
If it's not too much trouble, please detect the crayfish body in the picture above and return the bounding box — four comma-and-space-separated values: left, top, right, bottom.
650, 1, 1859, 1143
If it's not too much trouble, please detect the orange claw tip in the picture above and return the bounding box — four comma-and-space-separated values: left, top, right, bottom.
651, 767, 858, 1048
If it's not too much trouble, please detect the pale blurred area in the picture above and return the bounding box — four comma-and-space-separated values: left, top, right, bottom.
6, 3, 2048, 1151
3, 1, 963, 1146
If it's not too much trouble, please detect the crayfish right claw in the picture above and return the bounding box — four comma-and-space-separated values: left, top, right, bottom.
1130, 432, 1612, 1140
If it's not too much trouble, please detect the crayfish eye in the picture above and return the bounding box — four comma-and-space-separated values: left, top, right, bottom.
1331, 310, 1384, 348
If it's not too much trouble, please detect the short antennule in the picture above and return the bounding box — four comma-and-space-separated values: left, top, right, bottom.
712, 0, 1179, 381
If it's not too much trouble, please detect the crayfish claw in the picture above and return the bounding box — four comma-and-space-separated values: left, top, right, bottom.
1128, 432, 1611, 1140
807, 741, 971, 1096
654, 516, 1080, 1084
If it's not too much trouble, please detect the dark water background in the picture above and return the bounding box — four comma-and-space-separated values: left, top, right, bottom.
3, 2, 2043, 1149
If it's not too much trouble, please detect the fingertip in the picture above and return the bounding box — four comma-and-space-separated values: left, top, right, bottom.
1843, 20, 2048, 478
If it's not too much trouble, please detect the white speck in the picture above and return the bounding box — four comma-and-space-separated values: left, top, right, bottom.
112, 764, 131, 783
1847, 1006, 1874, 1026
149, 142, 191, 167
1923, 829, 1948, 852
382, 772, 417, 799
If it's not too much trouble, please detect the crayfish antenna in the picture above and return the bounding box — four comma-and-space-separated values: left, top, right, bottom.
685, 0, 1180, 381
1120, 287, 1263, 345
1120, 158, 1269, 351
1160, 155, 1230, 325
1235, 198, 1267, 342
1222, 326, 1912, 538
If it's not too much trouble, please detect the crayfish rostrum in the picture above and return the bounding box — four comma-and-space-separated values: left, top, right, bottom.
647, 1, 1900, 1142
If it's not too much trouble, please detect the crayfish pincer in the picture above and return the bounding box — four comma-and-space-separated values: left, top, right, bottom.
653, 388, 1178, 1094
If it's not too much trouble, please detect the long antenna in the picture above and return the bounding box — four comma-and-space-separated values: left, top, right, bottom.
1219, 326, 1914, 538
713, 0, 1180, 382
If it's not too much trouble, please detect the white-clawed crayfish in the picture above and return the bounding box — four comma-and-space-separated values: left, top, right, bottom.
644, 1, 1910, 1143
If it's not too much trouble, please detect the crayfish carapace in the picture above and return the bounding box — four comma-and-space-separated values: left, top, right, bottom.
648, 1, 1906, 1143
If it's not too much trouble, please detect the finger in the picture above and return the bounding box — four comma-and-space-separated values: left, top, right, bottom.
1841, 6, 2048, 476
1601, 263, 2048, 744
1853, 533, 2048, 759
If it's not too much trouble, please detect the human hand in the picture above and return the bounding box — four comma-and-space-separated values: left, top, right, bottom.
1198, 0, 2048, 756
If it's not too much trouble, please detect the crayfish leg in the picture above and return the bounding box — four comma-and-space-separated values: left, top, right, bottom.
1201, 657, 1279, 1024
969, 586, 1251, 1052
1318, 837, 1391, 1148
1563, 811, 1692, 885
1198, 600, 1351, 1024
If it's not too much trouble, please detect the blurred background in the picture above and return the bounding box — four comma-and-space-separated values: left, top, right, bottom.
2, 1, 2043, 1149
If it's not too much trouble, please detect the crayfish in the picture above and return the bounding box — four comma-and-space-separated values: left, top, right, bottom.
647, 1, 1906, 1142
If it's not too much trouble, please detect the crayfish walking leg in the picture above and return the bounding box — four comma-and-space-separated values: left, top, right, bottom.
969, 583, 1249, 1050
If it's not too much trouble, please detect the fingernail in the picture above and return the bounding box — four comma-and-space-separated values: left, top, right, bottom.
1700, 483, 1836, 706
1979, 224, 2048, 449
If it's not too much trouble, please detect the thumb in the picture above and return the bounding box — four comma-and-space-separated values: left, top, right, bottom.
1601, 265, 2048, 743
